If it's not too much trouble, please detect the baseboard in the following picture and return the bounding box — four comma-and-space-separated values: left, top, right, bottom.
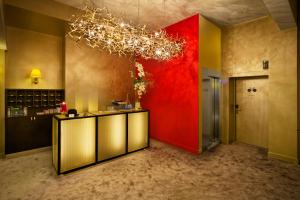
151, 136, 199, 154
0, 152, 4, 159
198, 148, 203, 154
4, 146, 51, 159
268, 151, 298, 164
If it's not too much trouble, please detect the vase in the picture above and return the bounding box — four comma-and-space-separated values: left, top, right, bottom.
135, 101, 141, 110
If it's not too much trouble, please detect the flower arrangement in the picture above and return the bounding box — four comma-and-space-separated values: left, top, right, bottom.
130, 62, 150, 100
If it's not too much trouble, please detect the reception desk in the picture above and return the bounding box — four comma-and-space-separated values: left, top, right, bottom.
52, 110, 149, 174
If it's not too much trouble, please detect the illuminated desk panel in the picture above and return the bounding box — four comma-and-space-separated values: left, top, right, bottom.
60, 118, 96, 172
52, 118, 58, 171
53, 110, 149, 174
98, 114, 126, 161
128, 112, 149, 152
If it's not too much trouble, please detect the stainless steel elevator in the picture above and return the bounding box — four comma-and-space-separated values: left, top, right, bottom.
202, 69, 220, 151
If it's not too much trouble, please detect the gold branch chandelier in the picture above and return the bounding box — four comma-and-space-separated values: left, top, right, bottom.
67, 1, 184, 60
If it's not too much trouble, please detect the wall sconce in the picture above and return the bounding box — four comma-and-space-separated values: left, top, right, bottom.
30, 69, 42, 84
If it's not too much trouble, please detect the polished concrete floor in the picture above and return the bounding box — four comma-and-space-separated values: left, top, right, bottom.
0, 140, 300, 200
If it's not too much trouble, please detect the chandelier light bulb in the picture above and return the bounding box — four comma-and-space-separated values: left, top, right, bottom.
67, 2, 185, 60
155, 49, 162, 55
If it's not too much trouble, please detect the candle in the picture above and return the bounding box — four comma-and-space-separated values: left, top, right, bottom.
60, 102, 67, 113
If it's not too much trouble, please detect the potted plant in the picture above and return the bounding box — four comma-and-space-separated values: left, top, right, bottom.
130, 62, 151, 109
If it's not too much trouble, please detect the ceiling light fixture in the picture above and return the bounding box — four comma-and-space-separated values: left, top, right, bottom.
67, 1, 184, 60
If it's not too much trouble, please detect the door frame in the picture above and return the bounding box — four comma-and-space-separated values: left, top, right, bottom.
228, 75, 269, 144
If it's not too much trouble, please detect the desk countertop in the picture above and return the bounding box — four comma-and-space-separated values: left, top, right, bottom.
53, 109, 148, 121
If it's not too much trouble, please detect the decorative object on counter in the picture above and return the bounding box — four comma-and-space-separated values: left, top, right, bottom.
30, 68, 42, 84
106, 105, 115, 111
67, 0, 184, 60
67, 109, 78, 117
124, 93, 132, 110
131, 62, 151, 109
36, 108, 61, 115
135, 101, 141, 110
107, 99, 133, 111
125, 104, 133, 110
60, 102, 67, 114
112, 100, 128, 110
7, 106, 24, 117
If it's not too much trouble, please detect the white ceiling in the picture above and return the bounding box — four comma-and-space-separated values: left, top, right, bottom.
262, 0, 297, 29
53, 0, 270, 28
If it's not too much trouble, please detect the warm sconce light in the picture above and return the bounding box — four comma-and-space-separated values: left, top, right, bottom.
30, 69, 42, 84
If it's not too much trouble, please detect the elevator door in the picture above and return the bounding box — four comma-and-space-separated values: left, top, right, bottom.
236, 77, 268, 148
202, 76, 220, 150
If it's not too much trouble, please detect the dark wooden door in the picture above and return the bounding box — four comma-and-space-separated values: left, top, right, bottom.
5, 115, 52, 154
5, 116, 34, 154
32, 115, 52, 148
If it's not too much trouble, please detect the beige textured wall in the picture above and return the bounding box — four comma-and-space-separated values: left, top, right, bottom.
65, 38, 134, 112
5, 0, 76, 22
0, 49, 4, 157
222, 17, 298, 163
5, 26, 63, 89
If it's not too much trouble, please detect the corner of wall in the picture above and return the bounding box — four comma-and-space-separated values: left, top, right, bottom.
268, 151, 298, 164
199, 14, 222, 151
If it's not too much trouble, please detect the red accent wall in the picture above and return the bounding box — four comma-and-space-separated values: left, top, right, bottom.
139, 14, 199, 153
